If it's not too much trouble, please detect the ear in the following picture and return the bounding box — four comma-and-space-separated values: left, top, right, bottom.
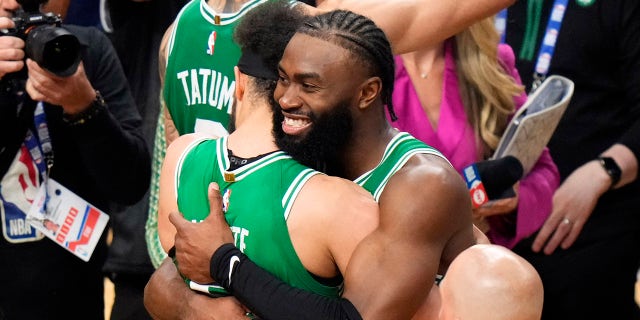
234, 66, 246, 102
357, 77, 382, 110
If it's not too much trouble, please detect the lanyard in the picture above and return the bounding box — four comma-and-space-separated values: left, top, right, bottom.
495, 9, 508, 45
23, 102, 54, 212
496, 0, 569, 92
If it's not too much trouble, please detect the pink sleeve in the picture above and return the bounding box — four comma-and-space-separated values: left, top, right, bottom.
487, 45, 560, 249
488, 148, 560, 249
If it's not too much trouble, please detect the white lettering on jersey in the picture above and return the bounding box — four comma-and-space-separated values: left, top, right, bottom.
230, 226, 249, 253
176, 68, 235, 114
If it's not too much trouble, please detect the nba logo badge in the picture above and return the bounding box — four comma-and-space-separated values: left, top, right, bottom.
222, 189, 231, 213
207, 31, 217, 55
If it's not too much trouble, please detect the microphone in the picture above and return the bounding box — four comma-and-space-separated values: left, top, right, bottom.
463, 156, 523, 208
475, 156, 524, 199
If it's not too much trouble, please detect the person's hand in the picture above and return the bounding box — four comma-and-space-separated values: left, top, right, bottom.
25, 59, 95, 114
0, 17, 25, 80
144, 259, 249, 320
471, 183, 519, 232
473, 183, 519, 218
532, 160, 609, 255
170, 182, 234, 284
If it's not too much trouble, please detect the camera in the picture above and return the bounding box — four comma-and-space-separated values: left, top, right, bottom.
3, 8, 81, 78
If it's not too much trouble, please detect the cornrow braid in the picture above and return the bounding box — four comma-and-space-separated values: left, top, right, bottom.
299, 10, 397, 121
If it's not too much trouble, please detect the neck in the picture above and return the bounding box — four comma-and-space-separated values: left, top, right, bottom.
206, 0, 246, 13
228, 102, 278, 158
340, 107, 398, 180
402, 43, 445, 79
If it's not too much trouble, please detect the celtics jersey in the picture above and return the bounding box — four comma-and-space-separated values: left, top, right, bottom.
163, 0, 269, 136
175, 136, 341, 297
354, 132, 448, 202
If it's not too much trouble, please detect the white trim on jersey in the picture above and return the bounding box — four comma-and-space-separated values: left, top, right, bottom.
282, 169, 320, 221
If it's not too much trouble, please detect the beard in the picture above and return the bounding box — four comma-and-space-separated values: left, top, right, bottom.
271, 100, 353, 175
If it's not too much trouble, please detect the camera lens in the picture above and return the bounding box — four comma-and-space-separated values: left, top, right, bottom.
26, 25, 81, 77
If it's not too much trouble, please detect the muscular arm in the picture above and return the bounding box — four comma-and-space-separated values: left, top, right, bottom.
317, 0, 515, 54
158, 22, 181, 146
157, 133, 206, 252
208, 156, 475, 319
164, 107, 180, 145
144, 259, 248, 320
342, 156, 475, 319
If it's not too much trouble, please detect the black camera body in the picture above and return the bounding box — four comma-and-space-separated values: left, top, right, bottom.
4, 10, 81, 78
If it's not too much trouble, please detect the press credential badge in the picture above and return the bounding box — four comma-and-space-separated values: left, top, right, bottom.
26, 179, 109, 262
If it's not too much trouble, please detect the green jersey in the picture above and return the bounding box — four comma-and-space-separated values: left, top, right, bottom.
163, 0, 269, 136
354, 132, 448, 201
175, 136, 341, 297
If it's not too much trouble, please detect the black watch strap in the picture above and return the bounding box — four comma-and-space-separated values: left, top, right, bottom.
597, 156, 621, 189
62, 90, 106, 126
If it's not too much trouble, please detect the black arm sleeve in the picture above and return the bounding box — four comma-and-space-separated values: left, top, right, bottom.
617, 0, 640, 163
211, 244, 363, 320
0, 87, 23, 177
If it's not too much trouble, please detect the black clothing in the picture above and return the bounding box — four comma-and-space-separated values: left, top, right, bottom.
109, 273, 154, 320
505, 1, 640, 319
102, 1, 186, 319
0, 25, 150, 320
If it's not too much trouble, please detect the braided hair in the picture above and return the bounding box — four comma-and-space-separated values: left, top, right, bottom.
298, 10, 397, 121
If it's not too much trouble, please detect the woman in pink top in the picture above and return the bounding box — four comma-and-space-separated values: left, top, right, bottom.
388, 17, 560, 249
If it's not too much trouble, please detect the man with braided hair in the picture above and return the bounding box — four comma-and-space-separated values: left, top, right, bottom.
169, 8, 482, 320
147, 0, 512, 318
145, 2, 379, 318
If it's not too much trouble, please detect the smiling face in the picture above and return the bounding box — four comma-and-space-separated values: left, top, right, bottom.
272, 33, 369, 171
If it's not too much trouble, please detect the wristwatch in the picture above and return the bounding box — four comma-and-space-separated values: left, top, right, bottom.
62, 90, 106, 126
597, 156, 621, 189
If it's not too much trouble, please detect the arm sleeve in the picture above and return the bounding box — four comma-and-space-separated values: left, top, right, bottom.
490, 148, 560, 248
65, 26, 151, 205
617, 0, 640, 163
0, 87, 23, 177
488, 44, 561, 249
211, 244, 363, 320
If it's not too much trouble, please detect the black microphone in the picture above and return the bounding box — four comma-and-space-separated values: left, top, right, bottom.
475, 155, 524, 200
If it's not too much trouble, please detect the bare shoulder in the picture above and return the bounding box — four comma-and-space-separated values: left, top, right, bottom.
158, 133, 209, 253
164, 133, 215, 174
166, 133, 209, 159
380, 153, 475, 269
305, 174, 379, 225
287, 174, 379, 276
386, 153, 469, 211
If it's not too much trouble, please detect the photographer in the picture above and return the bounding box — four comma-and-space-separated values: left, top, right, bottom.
0, 0, 151, 319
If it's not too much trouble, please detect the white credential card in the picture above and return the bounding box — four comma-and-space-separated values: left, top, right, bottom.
26, 178, 109, 262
